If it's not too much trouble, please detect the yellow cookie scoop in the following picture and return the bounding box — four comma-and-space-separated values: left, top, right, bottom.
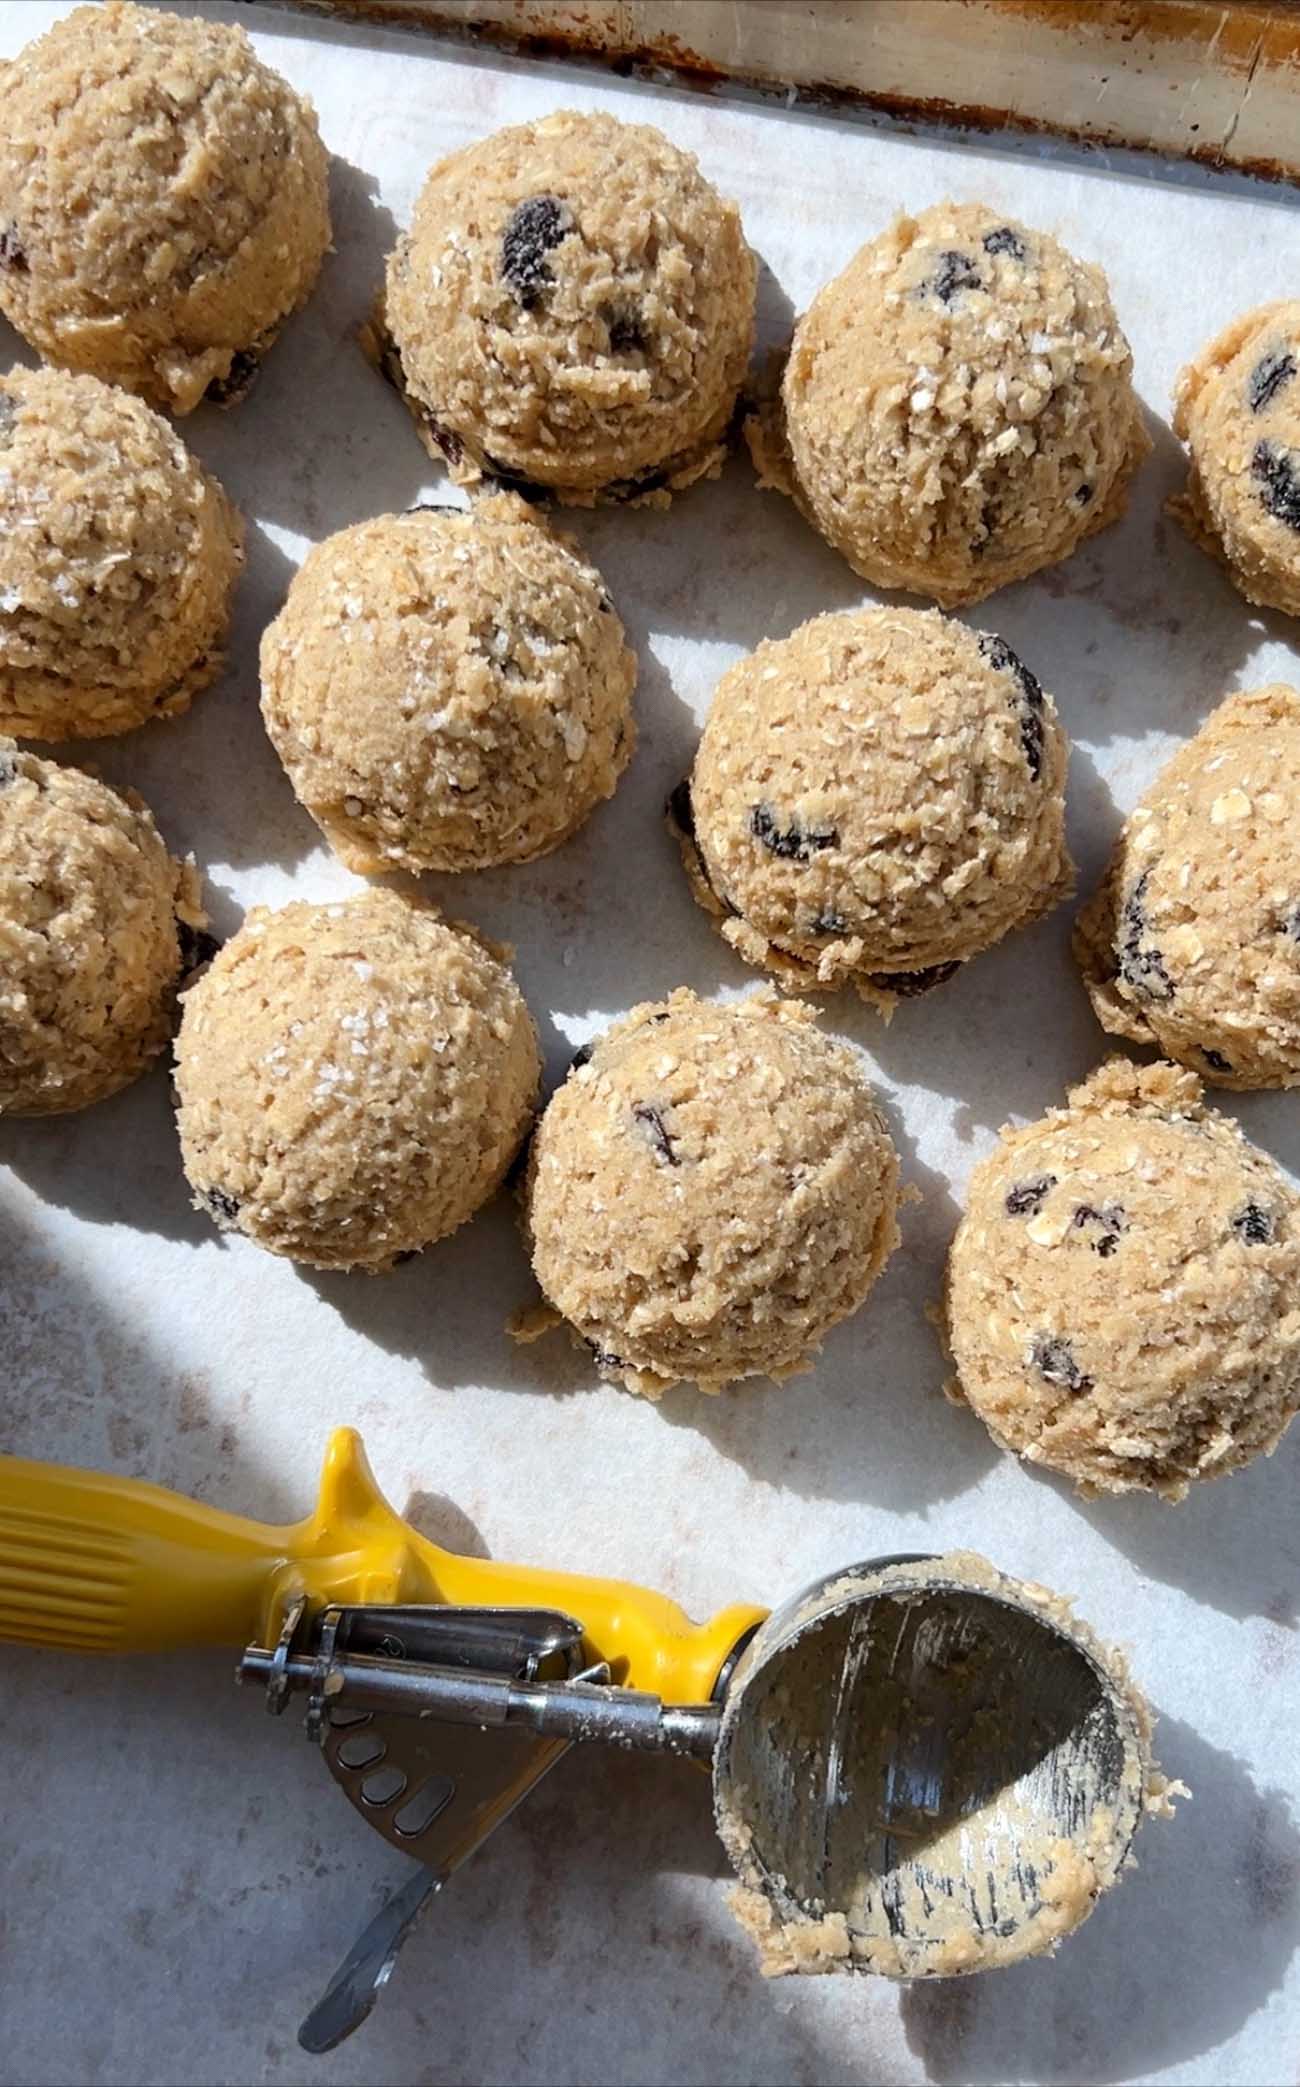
0, 1429, 1167, 2050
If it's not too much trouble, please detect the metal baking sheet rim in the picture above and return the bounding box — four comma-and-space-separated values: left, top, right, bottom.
285, 0, 1300, 190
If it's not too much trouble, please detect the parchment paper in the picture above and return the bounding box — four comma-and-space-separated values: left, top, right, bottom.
1, 5, 1297, 2084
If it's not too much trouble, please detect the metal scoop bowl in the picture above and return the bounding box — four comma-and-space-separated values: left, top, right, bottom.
711, 1552, 1153, 1979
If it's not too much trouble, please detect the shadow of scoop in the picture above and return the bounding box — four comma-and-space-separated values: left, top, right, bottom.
900, 1708, 1298, 2084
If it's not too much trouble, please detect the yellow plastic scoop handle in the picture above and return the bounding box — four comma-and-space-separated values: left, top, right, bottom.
0, 1428, 764, 1704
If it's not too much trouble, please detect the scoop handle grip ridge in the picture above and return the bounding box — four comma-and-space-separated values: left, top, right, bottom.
0, 1429, 764, 1697
0, 1453, 297, 1654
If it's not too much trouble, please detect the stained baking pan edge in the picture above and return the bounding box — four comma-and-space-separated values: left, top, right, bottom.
277, 0, 1300, 188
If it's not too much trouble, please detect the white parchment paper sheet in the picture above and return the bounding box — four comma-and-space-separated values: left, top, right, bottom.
1, 5, 1297, 2084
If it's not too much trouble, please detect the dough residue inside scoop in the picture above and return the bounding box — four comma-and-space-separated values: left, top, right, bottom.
715, 1552, 1183, 1978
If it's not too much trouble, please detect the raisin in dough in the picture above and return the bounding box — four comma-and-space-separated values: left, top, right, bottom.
260, 497, 636, 874
747, 203, 1148, 608
372, 110, 756, 506
0, 741, 206, 1114
670, 607, 1072, 1015
0, 367, 243, 740
521, 989, 900, 1396
1171, 302, 1300, 619
944, 1058, 1300, 1499
175, 890, 539, 1271
1076, 685, 1300, 1089
0, 2, 330, 414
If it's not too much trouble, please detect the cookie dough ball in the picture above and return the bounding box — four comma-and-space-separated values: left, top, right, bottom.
0, 2, 330, 413
260, 497, 636, 874
376, 109, 757, 505
671, 607, 1071, 1014
1171, 303, 1300, 618
0, 368, 243, 740
944, 1058, 1300, 1498
175, 890, 540, 1271
747, 203, 1148, 607
522, 990, 900, 1396
0, 742, 206, 1114
1076, 685, 1300, 1089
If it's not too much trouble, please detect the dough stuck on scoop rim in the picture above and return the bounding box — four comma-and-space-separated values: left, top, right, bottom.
714, 1552, 1183, 1979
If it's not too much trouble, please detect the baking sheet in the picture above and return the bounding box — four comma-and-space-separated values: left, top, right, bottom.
321, 0, 1300, 189
1, 5, 1297, 2085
